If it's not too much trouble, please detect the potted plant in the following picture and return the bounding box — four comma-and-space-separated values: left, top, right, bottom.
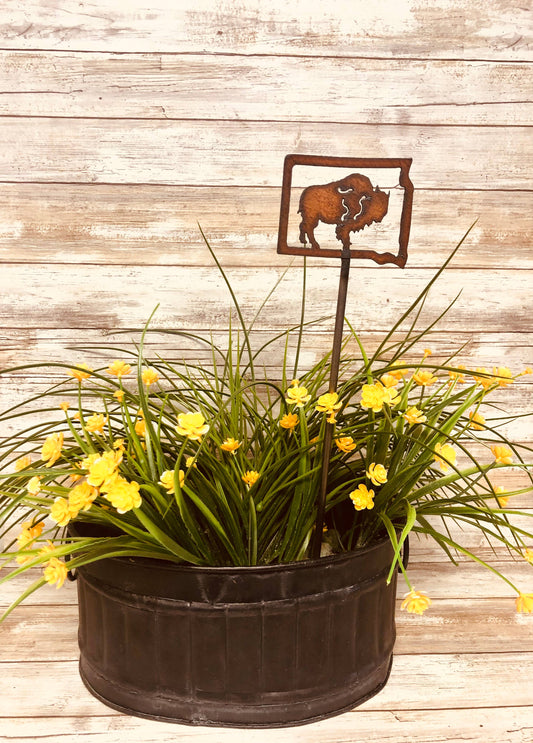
1, 235, 532, 727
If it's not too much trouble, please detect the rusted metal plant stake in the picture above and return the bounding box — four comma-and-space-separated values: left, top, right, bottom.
309, 243, 352, 558
277, 154, 414, 559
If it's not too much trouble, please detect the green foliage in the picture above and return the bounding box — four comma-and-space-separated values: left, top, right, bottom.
1, 230, 532, 617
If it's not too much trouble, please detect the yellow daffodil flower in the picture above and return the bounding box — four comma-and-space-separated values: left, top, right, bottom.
494, 485, 510, 507
280, 413, 299, 430
412, 369, 437, 387
315, 392, 342, 422
516, 593, 533, 614
142, 367, 159, 386
349, 484, 375, 511
104, 477, 142, 513
27, 475, 41, 495
176, 412, 209, 440
401, 589, 432, 615
285, 385, 311, 408
492, 366, 513, 387
468, 410, 486, 430
220, 438, 242, 454
448, 365, 466, 383
14, 454, 32, 471
491, 445, 513, 465
403, 407, 427, 425
68, 363, 93, 381
523, 548, 533, 565
242, 470, 260, 488
107, 360, 132, 378
50, 497, 72, 526
43, 558, 68, 589
68, 482, 98, 513
85, 413, 107, 434
41, 432, 64, 468
335, 436, 356, 453
159, 469, 184, 494
433, 442, 457, 472
366, 462, 388, 486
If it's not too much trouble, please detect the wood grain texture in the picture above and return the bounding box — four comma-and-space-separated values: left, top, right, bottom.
2, 708, 533, 743
0, 0, 531, 61
0, 264, 530, 333
0, 51, 531, 126
0, 117, 530, 189
0, 185, 531, 269
0, 2, 532, 740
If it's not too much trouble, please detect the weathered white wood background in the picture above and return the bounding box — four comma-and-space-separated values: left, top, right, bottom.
1, 1, 532, 741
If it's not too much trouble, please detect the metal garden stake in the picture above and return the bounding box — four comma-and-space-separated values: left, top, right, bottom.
277, 154, 414, 559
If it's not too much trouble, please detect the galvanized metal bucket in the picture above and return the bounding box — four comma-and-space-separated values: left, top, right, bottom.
74, 535, 397, 727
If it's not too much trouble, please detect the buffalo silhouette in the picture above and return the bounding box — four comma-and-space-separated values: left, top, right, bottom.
298, 173, 389, 250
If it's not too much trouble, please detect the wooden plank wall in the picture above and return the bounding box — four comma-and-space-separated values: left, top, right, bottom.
1, 1, 532, 741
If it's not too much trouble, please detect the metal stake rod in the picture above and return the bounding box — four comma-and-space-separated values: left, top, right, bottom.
309, 244, 352, 559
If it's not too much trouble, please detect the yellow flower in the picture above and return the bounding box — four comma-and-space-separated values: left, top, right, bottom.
403, 406, 427, 425
335, 436, 356, 453
516, 593, 533, 614
176, 412, 209, 441
113, 389, 125, 403
142, 367, 159, 386
41, 432, 64, 467
366, 462, 388, 486
134, 417, 146, 437
360, 382, 399, 412
50, 497, 72, 526
401, 589, 432, 615
521, 367, 533, 376
242, 470, 260, 488
491, 445, 513, 465
185, 456, 197, 468
43, 557, 68, 589
448, 365, 466, 384
159, 469, 184, 493
492, 366, 513, 387
380, 373, 399, 388
468, 410, 486, 430
349, 484, 375, 511
315, 392, 342, 422
285, 385, 311, 408
15, 454, 32, 471
388, 360, 409, 380
523, 548, 533, 565
84, 450, 122, 489
423, 348, 432, 358
107, 360, 132, 378
433, 442, 457, 472
68, 481, 98, 513
22, 521, 44, 540
68, 363, 93, 381
473, 367, 493, 390
85, 413, 107, 434
59, 401, 70, 412
104, 477, 142, 513
113, 438, 125, 451
220, 437, 242, 454
412, 369, 438, 387
27, 475, 41, 495
494, 485, 510, 508
16, 521, 44, 549
280, 413, 299, 430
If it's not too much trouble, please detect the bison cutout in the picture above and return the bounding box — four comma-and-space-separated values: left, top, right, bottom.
298, 173, 389, 251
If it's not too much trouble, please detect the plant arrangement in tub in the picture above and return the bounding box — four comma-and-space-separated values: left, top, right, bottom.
1, 241, 533, 619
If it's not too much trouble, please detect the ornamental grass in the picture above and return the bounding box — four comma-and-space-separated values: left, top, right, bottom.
1, 234, 533, 618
